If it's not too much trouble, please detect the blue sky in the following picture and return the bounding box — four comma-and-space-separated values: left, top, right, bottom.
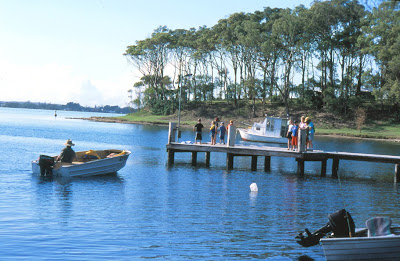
0, 0, 313, 107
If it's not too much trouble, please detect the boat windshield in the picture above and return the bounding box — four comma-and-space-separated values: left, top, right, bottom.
265, 119, 274, 131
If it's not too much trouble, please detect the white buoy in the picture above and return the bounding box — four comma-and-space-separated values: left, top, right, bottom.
250, 183, 258, 192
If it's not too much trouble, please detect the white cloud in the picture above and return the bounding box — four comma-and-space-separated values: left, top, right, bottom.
0, 60, 132, 107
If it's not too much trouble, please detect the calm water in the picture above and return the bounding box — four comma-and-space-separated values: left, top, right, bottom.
1, 107, 400, 260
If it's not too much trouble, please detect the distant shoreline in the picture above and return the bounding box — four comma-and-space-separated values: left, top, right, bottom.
80, 116, 400, 143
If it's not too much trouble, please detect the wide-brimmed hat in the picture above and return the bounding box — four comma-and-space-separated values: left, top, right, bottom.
65, 139, 75, 146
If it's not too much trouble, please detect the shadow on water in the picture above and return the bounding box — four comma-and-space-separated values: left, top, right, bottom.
33, 172, 124, 185
298, 255, 316, 261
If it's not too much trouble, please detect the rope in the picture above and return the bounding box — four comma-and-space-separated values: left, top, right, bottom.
337, 171, 353, 237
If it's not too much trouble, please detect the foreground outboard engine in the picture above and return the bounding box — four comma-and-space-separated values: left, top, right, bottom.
38, 155, 55, 176
296, 209, 355, 247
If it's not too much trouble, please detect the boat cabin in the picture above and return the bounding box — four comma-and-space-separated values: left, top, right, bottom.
251, 116, 289, 138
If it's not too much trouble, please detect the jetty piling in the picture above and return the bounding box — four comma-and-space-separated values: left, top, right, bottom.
166, 122, 400, 183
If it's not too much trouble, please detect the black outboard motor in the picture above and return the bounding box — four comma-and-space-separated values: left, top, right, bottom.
38, 155, 55, 176
296, 209, 355, 247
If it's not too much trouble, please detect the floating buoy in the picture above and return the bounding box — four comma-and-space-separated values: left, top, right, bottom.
250, 183, 258, 192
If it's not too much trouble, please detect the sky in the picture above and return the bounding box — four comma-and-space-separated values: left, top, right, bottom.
0, 0, 314, 107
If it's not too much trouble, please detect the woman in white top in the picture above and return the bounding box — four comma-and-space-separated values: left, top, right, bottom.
287, 119, 294, 150
299, 116, 307, 129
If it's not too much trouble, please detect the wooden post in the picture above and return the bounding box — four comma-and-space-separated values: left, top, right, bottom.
321, 159, 327, 177
332, 158, 339, 179
298, 128, 307, 152
205, 152, 210, 167
251, 156, 257, 171
395, 164, 400, 183
264, 156, 271, 172
227, 125, 236, 147
297, 159, 305, 175
227, 153, 234, 170
191, 152, 197, 166
168, 122, 177, 144
167, 149, 175, 165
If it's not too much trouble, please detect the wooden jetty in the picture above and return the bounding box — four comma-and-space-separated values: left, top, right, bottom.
166, 122, 400, 183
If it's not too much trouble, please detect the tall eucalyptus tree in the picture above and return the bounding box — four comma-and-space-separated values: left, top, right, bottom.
124, 26, 171, 102
193, 26, 215, 101
271, 8, 304, 114
367, 1, 400, 105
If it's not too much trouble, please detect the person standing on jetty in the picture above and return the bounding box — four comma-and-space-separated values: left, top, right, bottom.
193, 118, 204, 144
219, 122, 226, 144
57, 139, 77, 163
210, 121, 216, 145
287, 119, 293, 150
214, 117, 220, 145
305, 117, 315, 150
299, 116, 307, 129
291, 121, 299, 151
227, 120, 234, 130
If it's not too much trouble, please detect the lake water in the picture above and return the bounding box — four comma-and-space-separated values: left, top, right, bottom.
1, 107, 400, 260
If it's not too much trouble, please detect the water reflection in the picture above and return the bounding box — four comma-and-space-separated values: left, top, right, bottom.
249, 191, 258, 206
32, 173, 126, 223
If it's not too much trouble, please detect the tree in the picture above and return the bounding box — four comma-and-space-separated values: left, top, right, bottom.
355, 107, 367, 133
367, 1, 400, 105
124, 26, 171, 102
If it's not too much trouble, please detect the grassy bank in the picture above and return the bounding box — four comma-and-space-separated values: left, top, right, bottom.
88, 102, 400, 142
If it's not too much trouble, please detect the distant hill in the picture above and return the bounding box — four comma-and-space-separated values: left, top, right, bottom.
0, 101, 132, 114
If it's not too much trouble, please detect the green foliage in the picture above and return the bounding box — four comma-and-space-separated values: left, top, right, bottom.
300, 90, 323, 109
123, 0, 399, 119
148, 99, 176, 115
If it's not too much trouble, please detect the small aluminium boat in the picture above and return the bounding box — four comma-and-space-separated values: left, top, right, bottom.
32, 149, 131, 177
296, 209, 400, 260
238, 116, 289, 144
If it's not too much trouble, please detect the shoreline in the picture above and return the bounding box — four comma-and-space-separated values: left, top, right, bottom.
78, 116, 400, 143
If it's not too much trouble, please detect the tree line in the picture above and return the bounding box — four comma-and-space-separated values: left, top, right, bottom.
0, 101, 131, 114
124, 0, 399, 118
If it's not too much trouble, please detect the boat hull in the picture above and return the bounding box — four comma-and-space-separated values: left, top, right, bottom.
321, 231, 400, 260
238, 128, 287, 144
32, 149, 130, 177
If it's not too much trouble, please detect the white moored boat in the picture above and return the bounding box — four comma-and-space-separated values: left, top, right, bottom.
32, 149, 131, 177
238, 116, 288, 144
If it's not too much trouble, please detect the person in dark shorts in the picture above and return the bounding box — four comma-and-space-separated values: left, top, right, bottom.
193, 119, 204, 144
219, 122, 226, 144
57, 139, 77, 163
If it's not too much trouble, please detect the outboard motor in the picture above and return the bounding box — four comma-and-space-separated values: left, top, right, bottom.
38, 155, 55, 176
296, 209, 355, 247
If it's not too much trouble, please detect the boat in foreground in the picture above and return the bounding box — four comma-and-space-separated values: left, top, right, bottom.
238, 116, 288, 144
320, 227, 400, 260
296, 209, 400, 260
32, 149, 131, 177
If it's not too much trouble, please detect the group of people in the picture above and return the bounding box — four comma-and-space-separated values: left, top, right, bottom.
286, 116, 315, 151
193, 118, 234, 145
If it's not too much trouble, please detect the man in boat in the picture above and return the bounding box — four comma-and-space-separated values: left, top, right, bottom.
57, 139, 77, 163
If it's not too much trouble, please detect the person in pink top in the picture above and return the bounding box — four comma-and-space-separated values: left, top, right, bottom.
299, 116, 307, 129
